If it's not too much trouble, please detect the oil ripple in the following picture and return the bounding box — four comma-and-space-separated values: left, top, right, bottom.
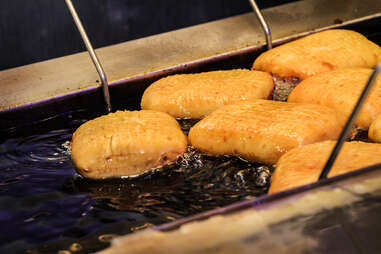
0, 129, 72, 169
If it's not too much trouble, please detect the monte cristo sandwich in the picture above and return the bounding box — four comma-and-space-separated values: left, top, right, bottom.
252, 29, 381, 101
141, 69, 273, 119
188, 100, 346, 165
288, 68, 381, 130
269, 141, 381, 194
71, 110, 187, 179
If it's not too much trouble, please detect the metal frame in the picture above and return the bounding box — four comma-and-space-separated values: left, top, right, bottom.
64, 0, 112, 113
63, 0, 273, 112
1, 0, 380, 114
248, 0, 272, 49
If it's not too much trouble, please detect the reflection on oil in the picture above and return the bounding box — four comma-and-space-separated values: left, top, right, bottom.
0, 109, 271, 254
69, 146, 271, 220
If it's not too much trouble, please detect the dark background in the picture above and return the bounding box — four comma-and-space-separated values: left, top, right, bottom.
0, 0, 295, 71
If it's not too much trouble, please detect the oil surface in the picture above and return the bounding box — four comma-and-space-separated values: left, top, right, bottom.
0, 110, 271, 254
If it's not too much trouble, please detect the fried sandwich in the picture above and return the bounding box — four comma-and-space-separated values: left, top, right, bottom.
253, 29, 381, 101
288, 68, 381, 130
71, 110, 187, 179
141, 69, 273, 119
188, 100, 346, 165
269, 141, 381, 194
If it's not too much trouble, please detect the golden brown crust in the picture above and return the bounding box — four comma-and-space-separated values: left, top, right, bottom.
188, 100, 346, 164
252, 29, 381, 80
369, 115, 381, 142
288, 67, 381, 129
269, 141, 381, 194
141, 69, 274, 119
71, 110, 187, 179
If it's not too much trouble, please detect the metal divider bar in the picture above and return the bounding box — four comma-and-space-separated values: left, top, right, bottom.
64, 0, 112, 113
319, 62, 381, 180
248, 0, 272, 50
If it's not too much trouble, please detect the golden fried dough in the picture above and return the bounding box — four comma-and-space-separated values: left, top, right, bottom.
269, 141, 381, 194
253, 29, 381, 80
188, 100, 346, 164
288, 68, 381, 129
71, 110, 187, 179
369, 115, 381, 142
141, 69, 274, 119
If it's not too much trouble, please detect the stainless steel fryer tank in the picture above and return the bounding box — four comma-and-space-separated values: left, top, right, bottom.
0, 0, 381, 253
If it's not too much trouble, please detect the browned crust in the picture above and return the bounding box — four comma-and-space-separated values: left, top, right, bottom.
71, 110, 187, 179
288, 67, 381, 129
141, 69, 274, 119
269, 141, 381, 194
253, 29, 381, 80
189, 100, 346, 165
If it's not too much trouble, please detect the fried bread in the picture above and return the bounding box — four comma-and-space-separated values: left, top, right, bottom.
189, 100, 346, 164
141, 69, 274, 119
71, 110, 187, 179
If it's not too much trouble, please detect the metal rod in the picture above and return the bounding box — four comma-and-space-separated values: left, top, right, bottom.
64, 0, 112, 113
319, 63, 381, 180
248, 0, 272, 50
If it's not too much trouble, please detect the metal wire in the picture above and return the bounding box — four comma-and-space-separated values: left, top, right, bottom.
64, 0, 112, 113
319, 62, 381, 180
248, 0, 272, 50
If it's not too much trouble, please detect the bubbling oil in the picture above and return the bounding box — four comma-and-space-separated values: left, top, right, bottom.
0, 109, 272, 254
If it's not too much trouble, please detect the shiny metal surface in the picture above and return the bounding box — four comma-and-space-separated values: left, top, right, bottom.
248, 0, 272, 49
0, 0, 380, 112
100, 163, 381, 254
319, 63, 381, 180
65, 0, 112, 113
